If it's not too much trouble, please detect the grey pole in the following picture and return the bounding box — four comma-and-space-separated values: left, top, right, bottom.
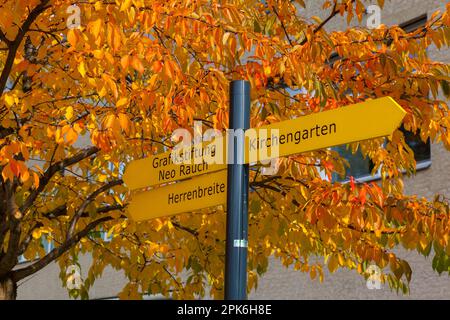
225, 80, 250, 300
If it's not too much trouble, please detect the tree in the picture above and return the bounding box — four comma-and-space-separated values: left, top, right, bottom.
0, 0, 449, 300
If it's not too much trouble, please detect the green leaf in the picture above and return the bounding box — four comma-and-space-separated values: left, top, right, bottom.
265, 16, 276, 35
250, 199, 261, 213
253, 20, 261, 33
440, 80, 450, 97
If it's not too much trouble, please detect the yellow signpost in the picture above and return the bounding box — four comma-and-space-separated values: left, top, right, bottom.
123, 140, 227, 190
124, 96, 406, 222
248, 96, 406, 163
124, 97, 405, 190
127, 170, 227, 222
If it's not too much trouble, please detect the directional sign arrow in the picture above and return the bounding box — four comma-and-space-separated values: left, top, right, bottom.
123, 141, 227, 190
127, 170, 227, 222
248, 96, 406, 163
123, 96, 406, 191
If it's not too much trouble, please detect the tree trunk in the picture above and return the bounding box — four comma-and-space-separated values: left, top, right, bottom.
0, 277, 17, 300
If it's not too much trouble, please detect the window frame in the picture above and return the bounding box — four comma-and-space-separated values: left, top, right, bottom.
322, 14, 432, 184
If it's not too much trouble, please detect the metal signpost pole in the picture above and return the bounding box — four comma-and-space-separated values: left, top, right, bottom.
224, 80, 250, 300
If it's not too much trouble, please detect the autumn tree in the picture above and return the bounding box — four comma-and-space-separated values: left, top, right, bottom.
0, 0, 449, 300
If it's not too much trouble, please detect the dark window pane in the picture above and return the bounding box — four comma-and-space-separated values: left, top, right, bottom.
400, 127, 431, 163
332, 146, 374, 182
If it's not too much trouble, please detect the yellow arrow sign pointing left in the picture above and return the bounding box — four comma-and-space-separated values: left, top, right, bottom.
127, 170, 227, 222
123, 144, 226, 191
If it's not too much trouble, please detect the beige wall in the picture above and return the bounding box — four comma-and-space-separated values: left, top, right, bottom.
17, 0, 450, 300
17, 255, 128, 300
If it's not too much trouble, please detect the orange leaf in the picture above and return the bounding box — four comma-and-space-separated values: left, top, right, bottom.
65, 127, 78, 145
2, 164, 14, 182
164, 60, 173, 78
32, 172, 40, 189
359, 186, 367, 206
152, 60, 163, 73
118, 113, 131, 135
350, 176, 356, 191
121, 55, 130, 70
9, 160, 20, 177
67, 29, 79, 47
20, 166, 30, 183
131, 56, 144, 74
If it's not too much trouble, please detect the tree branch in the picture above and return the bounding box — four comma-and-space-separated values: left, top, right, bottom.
299, 1, 340, 46
17, 204, 125, 258
12, 216, 115, 282
20, 146, 100, 214
0, 29, 12, 46
0, 0, 51, 95
66, 179, 123, 240
0, 182, 22, 277
272, 6, 293, 47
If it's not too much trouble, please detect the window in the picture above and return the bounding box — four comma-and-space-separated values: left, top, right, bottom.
400, 126, 431, 168
18, 235, 54, 264
331, 146, 376, 183
332, 128, 431, 183
329, 15, 431, 183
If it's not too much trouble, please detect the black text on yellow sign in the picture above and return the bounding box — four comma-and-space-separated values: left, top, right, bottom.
123, 97, 406, 191
127, 170, 227, 222
123, 140, 227, 190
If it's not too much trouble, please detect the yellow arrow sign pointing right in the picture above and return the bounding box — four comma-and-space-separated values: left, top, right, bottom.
248, 96, 406, 163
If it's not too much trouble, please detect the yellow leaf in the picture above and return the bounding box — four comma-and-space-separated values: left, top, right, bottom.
113, 194, 123, 206
93, 50, 104, 59
32, 229, 42, 239
78, 61, 87, 77
90, 18, 102, 39
107, 225, 117, 239
65, 106, 74, 121
120, 0, 132, 11
94, 1, 102, 10
116, 97, 128, 108
73, 122, 83, 133
154, 219, 163, 232
118, 113, 131, 134
4, 94, 15, 107
328, 254, 339, 273
108, 23, 122, 51
131, 56, 144, 74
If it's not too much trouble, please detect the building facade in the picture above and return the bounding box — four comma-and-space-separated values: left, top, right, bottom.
17, 0, 450, 300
